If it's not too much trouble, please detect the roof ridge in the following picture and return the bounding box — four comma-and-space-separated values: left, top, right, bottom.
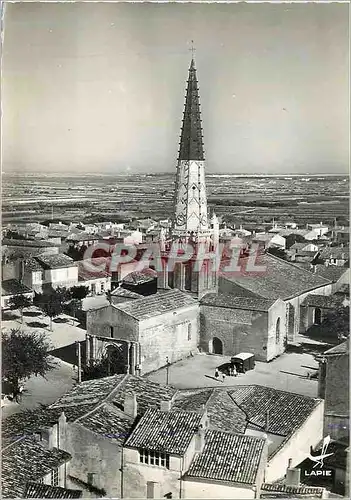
230, 383, 321, 402
69, 374, 129, 423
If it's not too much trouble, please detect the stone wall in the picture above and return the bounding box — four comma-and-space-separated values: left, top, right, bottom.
139, 305, 199, 373
324, 353, 349, 441
200, 300, 286, 362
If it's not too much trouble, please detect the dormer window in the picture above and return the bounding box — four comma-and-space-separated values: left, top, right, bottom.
139, 448, 170, 469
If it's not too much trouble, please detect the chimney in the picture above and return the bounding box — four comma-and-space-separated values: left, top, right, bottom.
286, 466, 301, 487
195, 423, 206, 453
124, 391, 137, 418
160, 400, 172, 412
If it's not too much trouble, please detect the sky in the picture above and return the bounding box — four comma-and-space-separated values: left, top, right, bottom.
2, 1, 349, 175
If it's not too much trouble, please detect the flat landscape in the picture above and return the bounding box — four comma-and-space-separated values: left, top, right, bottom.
2, 172, 349, 227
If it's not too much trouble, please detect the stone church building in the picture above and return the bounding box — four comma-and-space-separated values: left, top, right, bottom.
84, 55, 334, 375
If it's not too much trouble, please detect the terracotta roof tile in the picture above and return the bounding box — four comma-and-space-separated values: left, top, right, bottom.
186, 429, 265, 484
301, 294, 344, 309
261, 483, 325, 498
1, 279, 33, 296
324, 339, 349, 355
229, 385, 320, 437
221, 254, 330, 300
113, 289, 197, 320
2, 437, 71, 498
201, 293, 276, 312
24, 482, 82, 499
125, 408, 203, 455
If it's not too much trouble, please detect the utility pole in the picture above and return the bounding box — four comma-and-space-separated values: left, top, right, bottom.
166, 356, 170, 385
76, 341, 82, 383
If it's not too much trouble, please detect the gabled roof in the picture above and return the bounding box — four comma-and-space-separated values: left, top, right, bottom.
201, 293, 276, 312
229, 385, 320, 438
113, 289, 198, 320
221, 254, 331, 300
173, 388, 247, 434
301, 294, 344, 309
111, 287, 141, 299
125, 407, 203, 455
36, 254, 77, 270
2, 436, 71, 498
185, 429, 265, 484
178, 58, 204, 161
24, 482, 82, 499
1, 279, 33, 296
121, 267, 157, 285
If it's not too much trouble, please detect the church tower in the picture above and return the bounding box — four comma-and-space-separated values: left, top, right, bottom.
172, 58, 209, 235
158, 53, 219, 299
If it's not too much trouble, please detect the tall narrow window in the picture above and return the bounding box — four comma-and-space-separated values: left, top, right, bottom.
187, 323, 192, 341
276, 318, 281, 344
51, 468, 59, 487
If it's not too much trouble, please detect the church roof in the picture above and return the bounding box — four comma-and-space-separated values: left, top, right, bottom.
113, 289, 197, 320
201, 293, 276, 312
178, 58, 204, 161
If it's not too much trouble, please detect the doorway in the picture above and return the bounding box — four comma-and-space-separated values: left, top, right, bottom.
212, 337, 223, 355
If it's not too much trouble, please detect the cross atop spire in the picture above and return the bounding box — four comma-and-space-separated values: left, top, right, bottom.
189, 40, 196, 58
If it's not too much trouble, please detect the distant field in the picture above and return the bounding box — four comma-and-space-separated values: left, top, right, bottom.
2, 173, 349, 227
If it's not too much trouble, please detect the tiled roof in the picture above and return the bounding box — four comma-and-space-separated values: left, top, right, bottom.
76, 402, 134, 444
301, 294, 344, 309
1, 279, 33, 296
121, 267, 157, 285
112, 375, 176, 415
294, 263, 349, 283
186, 430, 265, 484
113, 289, 197, 320
261, 483, 325, 498
24, 482, 82, 498
229, 385, 320, 437
2, 238, 59, 248
320, 247, 349, 259
49, 374, 126, 412
324, 339, 349, 355
111, 287, 141, 299
36, 254, 77, 270
23, 257, 44, 271
221, 254, 330, 300
201, 293, 276, 312
2, 436, 71, 498
125, 407, 203, 455
173, 389, 247, 434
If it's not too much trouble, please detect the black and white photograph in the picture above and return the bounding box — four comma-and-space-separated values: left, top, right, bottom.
1, 1, 349, 499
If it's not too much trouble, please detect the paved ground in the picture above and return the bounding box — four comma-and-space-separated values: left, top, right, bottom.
146, 351, 320, 397
2, 358, 76, 419
1, 307, 86, 349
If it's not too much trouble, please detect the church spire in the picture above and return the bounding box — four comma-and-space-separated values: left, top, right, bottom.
178, 57, 204, 161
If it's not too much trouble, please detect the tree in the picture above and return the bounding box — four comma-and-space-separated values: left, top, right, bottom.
2, 328, 57, 395
35, 292, 63, 330
8, 294, 33, 323
285, 234, 307, 249
67, 286, 89, 319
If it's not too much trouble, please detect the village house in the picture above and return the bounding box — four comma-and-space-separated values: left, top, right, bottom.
2, 238, 60, 261
287, 242, 319, 263
331, 227, 349, 245
2, 375, 326, 499
219, 253, 332, 342
318, 339, 349, 443
319, 246, 349, 267
86, 289, 199, 375
2, 435, 77, 498
77, 259, 111, 296
1, 278, 34, 309
200, 294, 287, 361
18, 254, 78, 293
252, 233, 286, 250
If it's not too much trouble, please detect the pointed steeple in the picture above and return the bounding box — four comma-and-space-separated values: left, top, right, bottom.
178, 58, 204, 161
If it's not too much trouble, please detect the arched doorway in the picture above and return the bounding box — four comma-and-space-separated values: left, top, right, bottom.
314, 308, 322, 325
105, 344, 126, 375
276, 317, 281, 343
212, 337, 223, 355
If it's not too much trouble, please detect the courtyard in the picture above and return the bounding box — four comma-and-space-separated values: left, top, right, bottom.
146, 350, 321, 397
